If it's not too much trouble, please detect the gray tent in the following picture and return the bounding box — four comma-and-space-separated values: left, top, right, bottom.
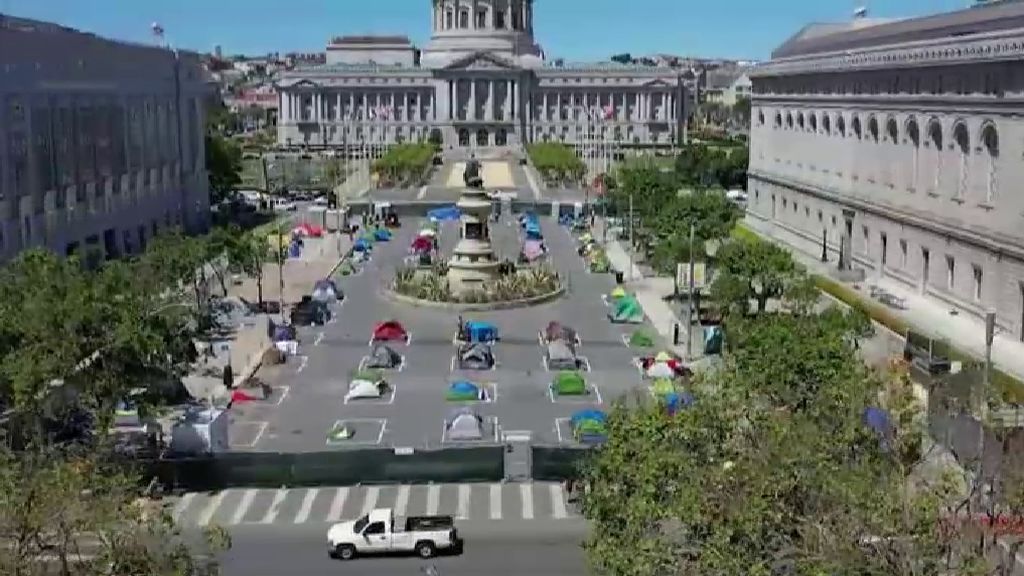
546, 339, 578, 370
446, 407, 484, 441
458, 343, 494, 370
365, 344, 401, 369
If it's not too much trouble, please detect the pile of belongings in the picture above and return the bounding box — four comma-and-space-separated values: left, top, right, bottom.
373, 227, 392, 242
551, 371, 587, 396
312, 278, 342, 303
545, 338, 579, 371
609, 293, 644, 324
372, 320, 409, 343
384, 211, 400, 228
364, 344, 402, 369
542, 321, 578, 346
353, 237, 373, 254
292, 222, 324, 238
271, 322, 298, 356
428, 205, 461, 222
639, 351, 691, 379
326, 421, 354, 441
558, 213, 578, 227
586, 250, 610, 273
460, 320, 498, 343
345, 375, 389, 402
336, 260, 357, 276
445, 380, 489, 402
570, 409, 607, 444
520, 239, 546, 263
410, 235, 434, 254
458, 342, 495, 370
445, 407, 485, 441
576, 233, 597, 256
663, 391, 695, 416
290, 295, 331, 327
627, 329, 655, 348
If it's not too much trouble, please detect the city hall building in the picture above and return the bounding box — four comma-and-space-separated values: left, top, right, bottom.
747, 0, 1024, 341
276, 0, 689, 150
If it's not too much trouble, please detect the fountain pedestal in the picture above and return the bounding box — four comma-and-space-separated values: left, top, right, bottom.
448, 187, 500, 295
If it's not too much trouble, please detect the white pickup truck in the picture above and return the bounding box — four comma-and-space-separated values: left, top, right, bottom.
327, 507, 462, 560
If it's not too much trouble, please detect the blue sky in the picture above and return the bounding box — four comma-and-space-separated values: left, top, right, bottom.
2, 0, 972, 61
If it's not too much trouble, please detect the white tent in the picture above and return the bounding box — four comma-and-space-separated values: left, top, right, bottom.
447, 408, 484, 441
345, 379, 383, 401
646, 362, 676, 379
418, 228, 437, 238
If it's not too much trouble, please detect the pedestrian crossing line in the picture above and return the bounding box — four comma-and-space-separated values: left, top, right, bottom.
550, 484, 568, 519
426, 485, 441, 515
394, 485, 411, 517
294, 488, 319, 524
260, 489, 288, 524
172, 492, 196, 523
327, 487, 349, 522
198, 491, 227, 527
232, 490, 258, 526
490, 484, 502, 520
360, 487, 380, 517
457, 485, 470, 520
520, 483, 534, 520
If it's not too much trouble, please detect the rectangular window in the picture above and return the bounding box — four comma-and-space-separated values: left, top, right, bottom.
880, 233, 888, 266
899, 239, 908, 268
862, 225, 869, 253
475, 10, 487, 28
973, 264, 983, 301
495, 10, 505, 29
946, 255, 955, 290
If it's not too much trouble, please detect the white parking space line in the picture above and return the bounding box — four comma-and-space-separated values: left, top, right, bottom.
327, 487, 349, 522
361, 487, 380, 517
314, 332, 324, 346
578, 356, 592, 372
449, 355, 456, 372
427, 485, 441, 515
231, 489, 258, 525
259, 489, 288, 524
554, 418, 568, 444
489, 484, 502, 520
394, 485, 411, 517
457, 485, 471, 520
550, 484, 569, 519
172, 492, 196, 523
197, 491, 227, 527
296, 355, 309, 373
520, 484, 534, 519
593, 384, 603, 405
294, 488, 319, 524
417, 185, 428, 199
271, 387, 290, 406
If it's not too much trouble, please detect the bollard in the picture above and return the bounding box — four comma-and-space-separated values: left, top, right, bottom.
673, 323, 680, 346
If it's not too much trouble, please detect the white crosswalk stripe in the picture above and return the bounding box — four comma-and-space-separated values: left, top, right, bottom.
168, 482, 576, 527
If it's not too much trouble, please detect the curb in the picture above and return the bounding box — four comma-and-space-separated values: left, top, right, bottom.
384, 285, 566, 311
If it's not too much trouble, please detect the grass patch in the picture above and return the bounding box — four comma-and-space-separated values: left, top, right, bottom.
730, 223, 759, 243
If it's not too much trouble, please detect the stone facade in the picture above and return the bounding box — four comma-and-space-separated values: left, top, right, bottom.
277, 0, 689, 150
747, 1, 1024, 340
0, 15, 212, 264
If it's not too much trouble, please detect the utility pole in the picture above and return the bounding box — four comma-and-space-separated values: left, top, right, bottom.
684, 223, 696, 360
276, 217, 286, 323
628, 192, 634, 281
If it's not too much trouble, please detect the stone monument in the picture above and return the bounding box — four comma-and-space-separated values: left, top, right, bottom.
448, 157, 500, 295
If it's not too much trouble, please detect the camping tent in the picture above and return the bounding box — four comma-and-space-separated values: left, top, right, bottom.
646, 362, 676, 379
410, 236, 433, 253
610, 295, 644, 324
521, 240, 545, 262
610, 286, 627, 300
551, 371, 586, 396
353, 238, 371, 252
312, 279, 341, 302
446, 407, 484, 440
373, 228, 392, 241
524, 225, 543, 241
464, 321, 498, 343
365, 344, 402, 369
570, 409, 608, 444
446, 381, 486, 402
546, 339, 578, 371
664, 391, 695, 415
292, 223, 324, 238
459, 343, 494, 370
372, 320, 408, 342
428, 206, 461, 222
543, 321, 577, 344
345, 379, 386, 401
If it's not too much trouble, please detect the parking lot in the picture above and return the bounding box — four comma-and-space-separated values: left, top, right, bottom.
227, 209, 664, 452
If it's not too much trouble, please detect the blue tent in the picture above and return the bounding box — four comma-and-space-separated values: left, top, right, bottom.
465, 321, 498, 343
446, 380, 486, 402
665, 391, 695, 415
862, 407, 894, 452
570, 409, 607, 428
373, 228, 392, 241
288, 240, 302, 259
525, 227, 543, 241
353, 238, 371, 252
571, 409, 608, 444
428, 206, 461, 222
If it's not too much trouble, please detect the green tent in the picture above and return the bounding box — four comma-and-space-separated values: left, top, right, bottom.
628, 329, 655, 348
552, 371, 587, 396
574, 419, 607, 437
611, 296, 644, 324
327, 422, 354, 441
651, 378, 676, 397
336, 261, 355, 276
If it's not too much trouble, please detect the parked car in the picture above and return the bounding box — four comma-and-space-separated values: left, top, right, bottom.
272, 198, 297, 212
327, 508, 461, 560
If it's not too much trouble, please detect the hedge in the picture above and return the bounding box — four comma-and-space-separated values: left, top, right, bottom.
372, 143, 435, 185
526, 142, 585, 184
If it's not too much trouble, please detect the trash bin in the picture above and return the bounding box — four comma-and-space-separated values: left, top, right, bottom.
614, 271, 624, 284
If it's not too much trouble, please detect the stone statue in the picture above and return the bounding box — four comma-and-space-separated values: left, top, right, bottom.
463, 154, 484, 189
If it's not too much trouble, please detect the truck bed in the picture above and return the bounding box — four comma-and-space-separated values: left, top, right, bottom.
404, 515, 454, 532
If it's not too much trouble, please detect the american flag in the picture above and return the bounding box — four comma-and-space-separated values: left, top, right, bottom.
151, 22, 165, 39
602, 104, 615, 120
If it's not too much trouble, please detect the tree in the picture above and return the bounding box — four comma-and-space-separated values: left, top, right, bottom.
227, 231, 270, 306
526, 143, 585, 186
710, 237, 806, 314
609, 53, 632, 64
428, 128, 443, 150
205, 133, 243, 205
732, 95, 751, 127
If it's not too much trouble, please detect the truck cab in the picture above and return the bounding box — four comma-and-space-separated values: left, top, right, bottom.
327, 508, 461, 561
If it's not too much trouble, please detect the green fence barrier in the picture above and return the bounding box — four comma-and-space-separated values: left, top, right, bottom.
531, 445, 593, 481
143, 446, 504, 491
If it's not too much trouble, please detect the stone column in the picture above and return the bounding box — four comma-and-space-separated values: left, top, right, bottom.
507, 81, 513, 121
486, 80, 494, 121
449, 80, 455, 120
469, 79, 476, 120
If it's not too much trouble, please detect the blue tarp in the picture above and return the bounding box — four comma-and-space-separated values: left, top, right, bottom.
272, 324, 296, 342
449, 381, 480, 394
465, 321, 498, 343
373, 228, 392, 241
353, 239, 371, 252
525, 228, 543, 241
428, 206, 461, 222
570, 409, 607, 428
863, 406, 894, 452
288, 241, 302, 258
665, 391, 695, 415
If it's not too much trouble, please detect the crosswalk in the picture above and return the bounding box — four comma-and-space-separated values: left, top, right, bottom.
170, 482, 578, 527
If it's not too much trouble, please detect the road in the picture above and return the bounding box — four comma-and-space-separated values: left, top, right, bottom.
218, 521, 589, 576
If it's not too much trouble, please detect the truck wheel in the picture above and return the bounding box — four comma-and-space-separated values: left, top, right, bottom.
415, 541, 436, 559
334, 544, 356, 560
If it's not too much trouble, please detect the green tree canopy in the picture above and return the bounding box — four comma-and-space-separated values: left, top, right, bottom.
710, 236, 806, 315
527, 142, 586, 185
205, 133, 243, 205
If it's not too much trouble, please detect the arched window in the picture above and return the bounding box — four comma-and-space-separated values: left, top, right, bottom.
757, 110, 765, 126
476, 128, 488, 146
459, 9, 469, 28
885, 118, 898, 144
809, 113, 818, 133
852, 116, 863, 140
953, 122, 970, 199
446, 9, 453, 29
927, 120, 943, 193
822, 114, 831, 135
905, 117, 920, 192
867, 116, 879, 143
796, 112, 805, 130
980, 123, 998, 203
785, 112, 793, 129
774, 112, 782, 128
837, 115, 846, 137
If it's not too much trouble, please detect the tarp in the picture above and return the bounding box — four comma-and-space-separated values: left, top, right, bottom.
524, 226, 543, 241
373, 228, 392, 241
552, 371, 586, 395
459, 343, 494, 370
665, 391, 695, 415
610, 296, 643, 323
365, 344, 401, 369
372, 320, 408, 342
230, 389, 259, 404
571, 409, 608, 444
272, 324, 296, 343
543, 321, 576, 344
353, 239, 371, 252
570, 409, 607, 428
465, 321, 498, 343
546, 340, 577, 370
428, 206, 461, 222
410, 236, 433, 253
345, 379, 384, 401
447, 407, 484, 440
292, 223, 324, 237
646, 362, 676, 379
312, 279, 341, 302
446, 380, 484, 402
288, 241, 302, 259
522, 240, 545, 261
610, 286, 627, 300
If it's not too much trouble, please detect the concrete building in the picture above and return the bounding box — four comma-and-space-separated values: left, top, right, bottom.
747, 0, 1024, 341
0, 14, 212, 264
702, 68, 752, 106
277, 0, 689, 150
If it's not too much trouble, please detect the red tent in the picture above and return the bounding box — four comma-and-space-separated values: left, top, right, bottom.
230, 389, 259, 404
293, 223, 324, 238
372, 320, 408, 342
410, 236, 433, 253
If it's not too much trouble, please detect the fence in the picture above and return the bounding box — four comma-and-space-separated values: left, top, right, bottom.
142, 446, 504, 491
240, 157, 341, 191
530, 445, 593, 481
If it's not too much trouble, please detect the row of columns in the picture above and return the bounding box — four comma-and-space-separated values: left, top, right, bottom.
279, 91, 439, 123
537, 91, 677, 123
433, 0, 531, 32
447, 78, 518, 122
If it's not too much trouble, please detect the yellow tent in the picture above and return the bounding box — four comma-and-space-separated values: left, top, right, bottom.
654, 351, 674, 363
610, 286, 627, 299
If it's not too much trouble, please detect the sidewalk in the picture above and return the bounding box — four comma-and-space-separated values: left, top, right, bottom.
742, 217, 1024, 384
